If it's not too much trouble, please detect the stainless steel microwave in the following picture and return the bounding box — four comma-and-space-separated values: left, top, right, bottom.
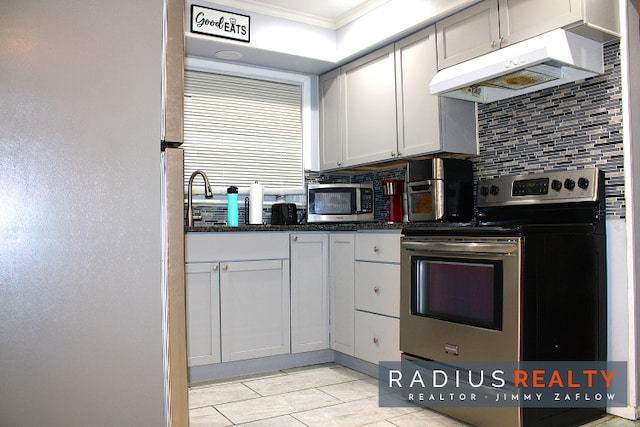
306, 183, 374, 223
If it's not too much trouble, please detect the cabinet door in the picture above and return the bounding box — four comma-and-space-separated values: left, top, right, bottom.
343, 45, 398, 166
395, 26, 441, 157
329, 233, 356, 356
185, 263, 221, 366
220, 260, 290, 362
436, 0, 500, 69
498, 0, 582, 47
319, 68, 344, 170
290, 233, 329, 353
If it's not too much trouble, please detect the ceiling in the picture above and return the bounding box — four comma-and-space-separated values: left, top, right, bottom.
206, 0, 390, 29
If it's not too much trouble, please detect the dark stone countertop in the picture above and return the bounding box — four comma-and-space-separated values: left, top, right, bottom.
186, 222, 407, 232
185, 221, 475, 233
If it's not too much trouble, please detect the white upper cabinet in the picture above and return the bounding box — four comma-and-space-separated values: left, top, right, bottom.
342, 45, 398, 167
437, 0, 620, 69
319, 25, 477, 172
395, 27, 477, 158
436, 0, 500, 70
319, 68, 344, 169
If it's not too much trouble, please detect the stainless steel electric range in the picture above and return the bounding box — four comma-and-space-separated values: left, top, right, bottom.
400, 168, 607, 427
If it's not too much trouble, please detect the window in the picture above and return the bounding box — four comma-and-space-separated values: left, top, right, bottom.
183, 69, 304, 193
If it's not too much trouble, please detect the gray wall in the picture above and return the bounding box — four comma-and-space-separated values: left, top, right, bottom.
0, 1, 165, 425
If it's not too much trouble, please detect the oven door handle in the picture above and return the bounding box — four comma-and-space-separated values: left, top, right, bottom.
401, 241, 519, 254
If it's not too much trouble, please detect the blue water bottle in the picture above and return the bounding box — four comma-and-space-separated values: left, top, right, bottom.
227, 186, 239, 227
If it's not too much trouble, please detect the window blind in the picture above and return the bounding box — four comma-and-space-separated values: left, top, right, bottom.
183, 70, 303, 192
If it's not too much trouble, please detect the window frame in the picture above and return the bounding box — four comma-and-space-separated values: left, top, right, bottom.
184, 57, 318, 190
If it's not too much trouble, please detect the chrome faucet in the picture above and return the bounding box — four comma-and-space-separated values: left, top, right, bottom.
187, 170, 213, 226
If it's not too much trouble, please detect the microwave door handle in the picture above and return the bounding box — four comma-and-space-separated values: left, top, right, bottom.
401, 241, 518, 254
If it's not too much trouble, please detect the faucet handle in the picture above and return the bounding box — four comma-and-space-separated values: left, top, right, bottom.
192, 214, 203, 221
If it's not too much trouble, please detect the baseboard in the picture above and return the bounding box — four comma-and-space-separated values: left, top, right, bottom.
607, 405, 638, 421
333, 351, 379, 378
188, 349, 335, 385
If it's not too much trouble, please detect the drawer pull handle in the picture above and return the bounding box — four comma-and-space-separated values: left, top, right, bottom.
373, 246, 380, 253
373, 337, 379, 344
373, 286, 380, 294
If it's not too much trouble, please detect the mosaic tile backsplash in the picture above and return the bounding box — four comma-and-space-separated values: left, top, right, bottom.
473, 40, 624, 218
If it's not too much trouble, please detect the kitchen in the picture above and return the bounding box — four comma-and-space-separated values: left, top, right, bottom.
0, 1, 639, 427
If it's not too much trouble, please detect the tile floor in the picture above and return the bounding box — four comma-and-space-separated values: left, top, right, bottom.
189, 363, 639, 427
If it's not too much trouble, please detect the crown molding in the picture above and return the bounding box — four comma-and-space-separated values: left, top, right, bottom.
207, 0, 389, 29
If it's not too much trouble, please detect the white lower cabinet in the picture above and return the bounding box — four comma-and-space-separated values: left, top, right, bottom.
329, 233, 356, 356
185, 232, 290, 367
185, 263, 221, 366
353, 231, 402, 365
185, 230, 401, 369
290, 233, 329, 353
220, 259, 290, 362
354, 311, 401, 364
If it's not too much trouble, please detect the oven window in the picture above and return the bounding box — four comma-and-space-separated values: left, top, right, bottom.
309, 189, 355, 215
410, 192, 434, 215
411, 257, 503, 330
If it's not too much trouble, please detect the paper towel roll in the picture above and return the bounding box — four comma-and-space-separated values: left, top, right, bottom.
249, 181, 264, 224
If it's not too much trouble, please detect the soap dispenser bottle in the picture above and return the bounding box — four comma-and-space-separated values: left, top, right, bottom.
227, 186, 239, 227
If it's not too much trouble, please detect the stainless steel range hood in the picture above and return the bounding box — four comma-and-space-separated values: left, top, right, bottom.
430, 29, 604, 103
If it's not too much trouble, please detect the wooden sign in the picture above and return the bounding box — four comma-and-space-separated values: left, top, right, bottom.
190, 5, 250, 43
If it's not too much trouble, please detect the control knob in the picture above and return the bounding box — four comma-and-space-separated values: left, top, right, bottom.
578, 177, 590, 189
564, 178, 575, 190
551, 180, 563, 191
480, 186, 490, 196
490, 185, 500, 196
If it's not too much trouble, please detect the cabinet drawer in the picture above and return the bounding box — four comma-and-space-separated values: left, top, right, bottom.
355, 262, 400, 318
185, 232, 289, 262
354, 311, 400, 364
355, 232, 400, 263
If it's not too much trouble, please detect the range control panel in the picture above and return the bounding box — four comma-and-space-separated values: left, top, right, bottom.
477, 168, 601, 207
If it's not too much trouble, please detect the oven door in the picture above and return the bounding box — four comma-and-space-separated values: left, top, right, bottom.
400, 235, 521, 362
407, 180, 444, 221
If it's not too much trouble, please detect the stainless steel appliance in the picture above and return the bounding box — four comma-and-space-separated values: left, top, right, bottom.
400, 168, 607, 427
406, 158, 473, 222
307, 183, 374, 223
160, 0, 189, 424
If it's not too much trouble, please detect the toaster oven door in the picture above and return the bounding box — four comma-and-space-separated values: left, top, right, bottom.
407, 180, 444, 222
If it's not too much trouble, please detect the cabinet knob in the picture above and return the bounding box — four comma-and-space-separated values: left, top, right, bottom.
337, 161, 342, 166
373, 337, 379, 344
390, 151, 396, 157
499, 37, 506, 46
373, 246, 380, 253
373, 286, 380, 294
490, 40, 497, 48
213, 265, 219, 271
222, 264, 228, 271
